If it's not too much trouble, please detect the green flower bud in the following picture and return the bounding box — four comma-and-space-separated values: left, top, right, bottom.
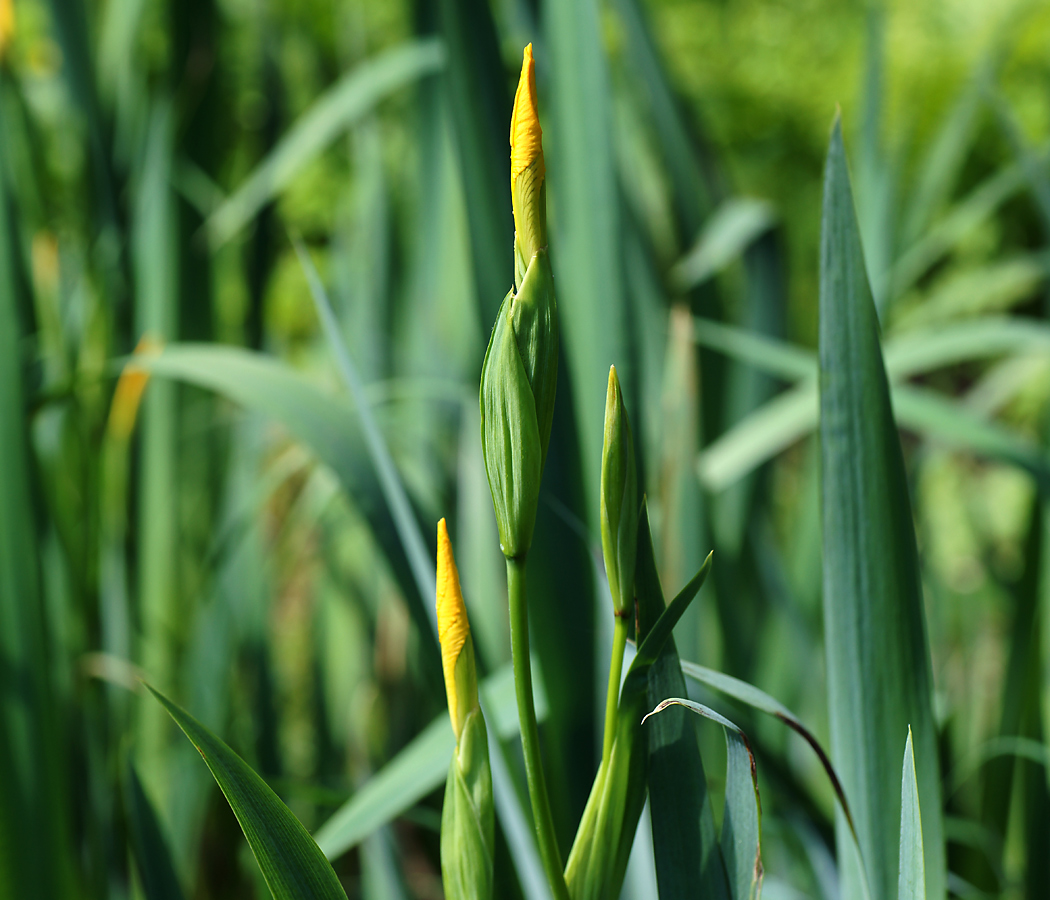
479, 249, 558, 559
600, 366, 638, 617
441, 708, 494, 900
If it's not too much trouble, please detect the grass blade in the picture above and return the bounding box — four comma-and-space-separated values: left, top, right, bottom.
546, 0, 626, 525
818, 117, 945, 900
148, 686, 347, 899
295, 240, 437, 635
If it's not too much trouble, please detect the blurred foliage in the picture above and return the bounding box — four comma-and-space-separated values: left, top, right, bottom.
4, 0, 1050, 897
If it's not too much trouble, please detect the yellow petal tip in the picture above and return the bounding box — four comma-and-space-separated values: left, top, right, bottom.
510, 43, 544, 181
436, 518, 471, 736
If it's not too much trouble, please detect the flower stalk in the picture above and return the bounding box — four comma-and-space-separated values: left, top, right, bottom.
479, 43, 568, 900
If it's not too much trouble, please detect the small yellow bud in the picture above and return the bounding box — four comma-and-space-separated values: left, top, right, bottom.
436, 518, 478, 742
0, 0, 14, 61
107, 335, 163, 441
510, 43, 546, 264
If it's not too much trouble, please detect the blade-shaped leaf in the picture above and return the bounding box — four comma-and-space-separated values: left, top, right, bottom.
295, 240, 437, 635
680, 661, 858, 843
672, 198, 776, 290
138, 345, 441, 666
643, 698, 761, 900
147, 686, 347, 900
123, 759, 186, 900
635, 504, 729, 900
899, 728, 925, 900
818, 118, 945, 900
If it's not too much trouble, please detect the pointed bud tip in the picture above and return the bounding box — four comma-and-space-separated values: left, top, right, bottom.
510, 43, 544, 180
436, 519, 471, 736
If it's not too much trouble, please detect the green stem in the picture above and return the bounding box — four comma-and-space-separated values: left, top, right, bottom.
601, 615, 629, 767
507, 556, 571, 900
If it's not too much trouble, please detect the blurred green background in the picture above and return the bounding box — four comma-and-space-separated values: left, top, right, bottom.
4, 0, 1050, 896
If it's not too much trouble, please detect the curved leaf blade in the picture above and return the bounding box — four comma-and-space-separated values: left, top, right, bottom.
147, 685, 346, 900
643, 698, 762, 900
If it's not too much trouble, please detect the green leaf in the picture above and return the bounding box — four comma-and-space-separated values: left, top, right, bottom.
435, 0, 512, 324
818, 118, 945, 900
147, 685, 347, 900
671, 198, 776, 290
545, 0, 626, 530
0, 130, 73, 900
295, 240, 438, 634
899, 729, 925, 900
205, 40, 445, 247
635, 504, 729, 900
642, 699, 761, 900
680, 661, 858, 843
123, 759, 186, 900
138, 345, 440, 663
632, 550, 713, 674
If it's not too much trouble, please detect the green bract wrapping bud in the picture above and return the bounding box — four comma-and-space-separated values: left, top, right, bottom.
564, 671, 649, 900
480, 249, 558, 559
441, 708, 495, 900
600, 366, 638, 617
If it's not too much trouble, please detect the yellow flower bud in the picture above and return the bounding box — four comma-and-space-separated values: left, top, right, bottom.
0, 0, 14, 61
107, 335, 163, 441
436, 518, 479, 742
510, 43, 546, 265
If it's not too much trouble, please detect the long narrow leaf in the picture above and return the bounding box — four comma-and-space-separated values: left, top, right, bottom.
295, 240, 437, 634
147, 686, 347, 900
818, 118, 945, 900
635, 504, 728, 900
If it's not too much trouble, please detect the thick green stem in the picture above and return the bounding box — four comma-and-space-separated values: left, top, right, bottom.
507, 556, 571, 900
601, 615, 629, 767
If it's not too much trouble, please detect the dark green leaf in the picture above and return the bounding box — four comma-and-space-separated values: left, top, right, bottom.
635, 504, 728, 900
642, 698, 761, 900
123, 759, 186, 900
148, 685, 347, 900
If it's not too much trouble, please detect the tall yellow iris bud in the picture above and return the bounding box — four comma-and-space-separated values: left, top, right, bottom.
436, 519, 493, 900
480, 44, 558, 560
510, 43, 546, 274
436, 518, 479, 742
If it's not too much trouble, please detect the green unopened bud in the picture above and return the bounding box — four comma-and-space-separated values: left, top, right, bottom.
600, 366, 638, 617
480, 249, 558, 559
441, 708, 494, 900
